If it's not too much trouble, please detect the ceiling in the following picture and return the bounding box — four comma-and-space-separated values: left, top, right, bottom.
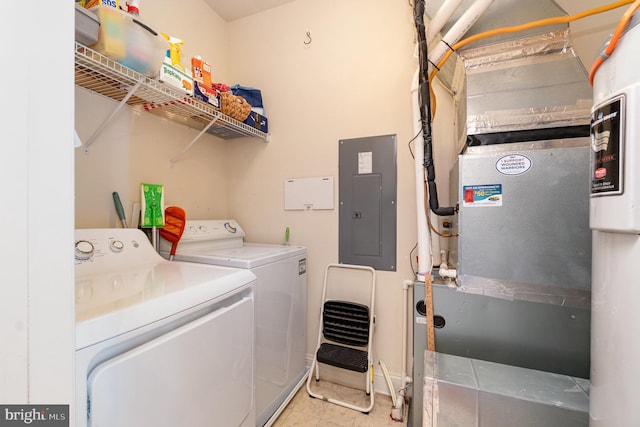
203, 0, 296, 22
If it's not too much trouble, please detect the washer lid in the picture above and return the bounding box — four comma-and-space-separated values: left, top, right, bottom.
174, 243, 306, 268
76, 258, 255, 350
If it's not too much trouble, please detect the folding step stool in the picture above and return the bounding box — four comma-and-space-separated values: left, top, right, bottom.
306, 263, 376, 413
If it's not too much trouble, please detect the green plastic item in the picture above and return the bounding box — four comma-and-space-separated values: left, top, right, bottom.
141, 183, 165, 228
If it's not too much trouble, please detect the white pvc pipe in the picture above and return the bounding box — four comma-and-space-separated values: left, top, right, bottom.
439, 265, 458, 279
401, 279, 413, 394
438, 249, 458, 279
426, 0, 464, 44
428, 0, 495, 70
379, 359, 397, 407
411, 70, 433, 282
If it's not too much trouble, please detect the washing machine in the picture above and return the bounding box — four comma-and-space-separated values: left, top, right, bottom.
75, 228, 256, 427
160, 219, 307, 427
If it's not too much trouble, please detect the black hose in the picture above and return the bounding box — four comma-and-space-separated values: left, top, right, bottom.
414, 0, 456, 216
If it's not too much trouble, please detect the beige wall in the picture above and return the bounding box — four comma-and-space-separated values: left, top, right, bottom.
76, 0, 432, 382
74, 0, 629, 389
226, 0, 426, 379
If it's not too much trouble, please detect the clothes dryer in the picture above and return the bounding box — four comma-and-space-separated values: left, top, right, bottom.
160, 219, 307, 427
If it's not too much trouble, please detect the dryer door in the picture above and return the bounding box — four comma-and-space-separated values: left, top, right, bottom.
87, 296, 254, 427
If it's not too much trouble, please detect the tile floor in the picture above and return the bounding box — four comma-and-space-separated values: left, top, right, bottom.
271, 379, 408, 427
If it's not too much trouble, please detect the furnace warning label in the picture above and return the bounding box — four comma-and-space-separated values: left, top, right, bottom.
462, 184, 502, 207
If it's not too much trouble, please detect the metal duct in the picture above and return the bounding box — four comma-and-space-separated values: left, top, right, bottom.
425, 0, 592, 136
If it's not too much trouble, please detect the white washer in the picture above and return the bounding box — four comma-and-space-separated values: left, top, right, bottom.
75, 228, 256, 427
160, 219, 307, 427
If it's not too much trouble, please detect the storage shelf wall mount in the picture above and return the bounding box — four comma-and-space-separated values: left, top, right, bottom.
74, 42, 269, 160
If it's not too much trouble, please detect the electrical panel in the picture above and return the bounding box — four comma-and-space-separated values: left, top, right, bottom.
338, 134, 397, 271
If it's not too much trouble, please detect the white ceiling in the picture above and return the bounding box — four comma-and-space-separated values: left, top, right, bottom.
203, 0, 296, 22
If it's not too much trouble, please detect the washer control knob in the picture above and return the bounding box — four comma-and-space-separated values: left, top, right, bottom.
110, 239, 125, 252
75, 240, 95, 260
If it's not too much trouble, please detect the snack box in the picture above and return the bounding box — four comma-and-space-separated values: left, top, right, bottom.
159, 61, 194, 96
193, 82, 220, 108
191, 57, 212, 88
89, 5, 168, 77
243, 111, 268, 133
85, 0, 120, 8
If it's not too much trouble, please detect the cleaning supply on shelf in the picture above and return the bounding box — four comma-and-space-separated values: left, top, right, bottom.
140, 183, 165, 228
126, 0, 141, 15
161, 33, 185, 71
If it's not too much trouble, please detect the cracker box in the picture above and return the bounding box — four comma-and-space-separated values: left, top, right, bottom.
159, 61, 194, 95
193, 82, 220, 108
191, 57, 212, 88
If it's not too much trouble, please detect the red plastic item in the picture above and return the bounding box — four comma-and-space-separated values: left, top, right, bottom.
159, 206, 186, 260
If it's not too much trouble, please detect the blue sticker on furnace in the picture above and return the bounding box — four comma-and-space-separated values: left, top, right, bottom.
462, 184, 503, 207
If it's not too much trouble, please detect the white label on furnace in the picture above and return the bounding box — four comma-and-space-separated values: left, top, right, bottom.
358, 152, 373, 174
496, 154, 532, 175
416, 316, 427, 325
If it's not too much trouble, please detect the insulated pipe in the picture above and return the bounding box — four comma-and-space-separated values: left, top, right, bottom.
415, 0, 456, 218
426, 0, 464, 44
428, 0, 495, 71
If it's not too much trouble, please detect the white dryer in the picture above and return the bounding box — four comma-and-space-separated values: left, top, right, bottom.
75, 228, 256, 427
160, 219, 307, 427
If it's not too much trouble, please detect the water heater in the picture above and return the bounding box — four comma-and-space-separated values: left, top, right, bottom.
590, 14, 640, 233
589, 12, 640, 427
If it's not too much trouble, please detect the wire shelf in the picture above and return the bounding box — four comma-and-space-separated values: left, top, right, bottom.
74, 42, 269, 141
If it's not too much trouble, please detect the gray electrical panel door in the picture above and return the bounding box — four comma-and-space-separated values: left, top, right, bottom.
339, 135, 397, 271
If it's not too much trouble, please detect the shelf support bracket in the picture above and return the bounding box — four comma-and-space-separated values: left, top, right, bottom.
169, 115, 220, 165
83, 79, 144, 151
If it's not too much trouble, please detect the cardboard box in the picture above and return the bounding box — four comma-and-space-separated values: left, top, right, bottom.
85, 0, 119, 8
243, 111, 268, 133
191, 57, 212, 88
159, 61, 194, 95
193, 82, 220, 108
